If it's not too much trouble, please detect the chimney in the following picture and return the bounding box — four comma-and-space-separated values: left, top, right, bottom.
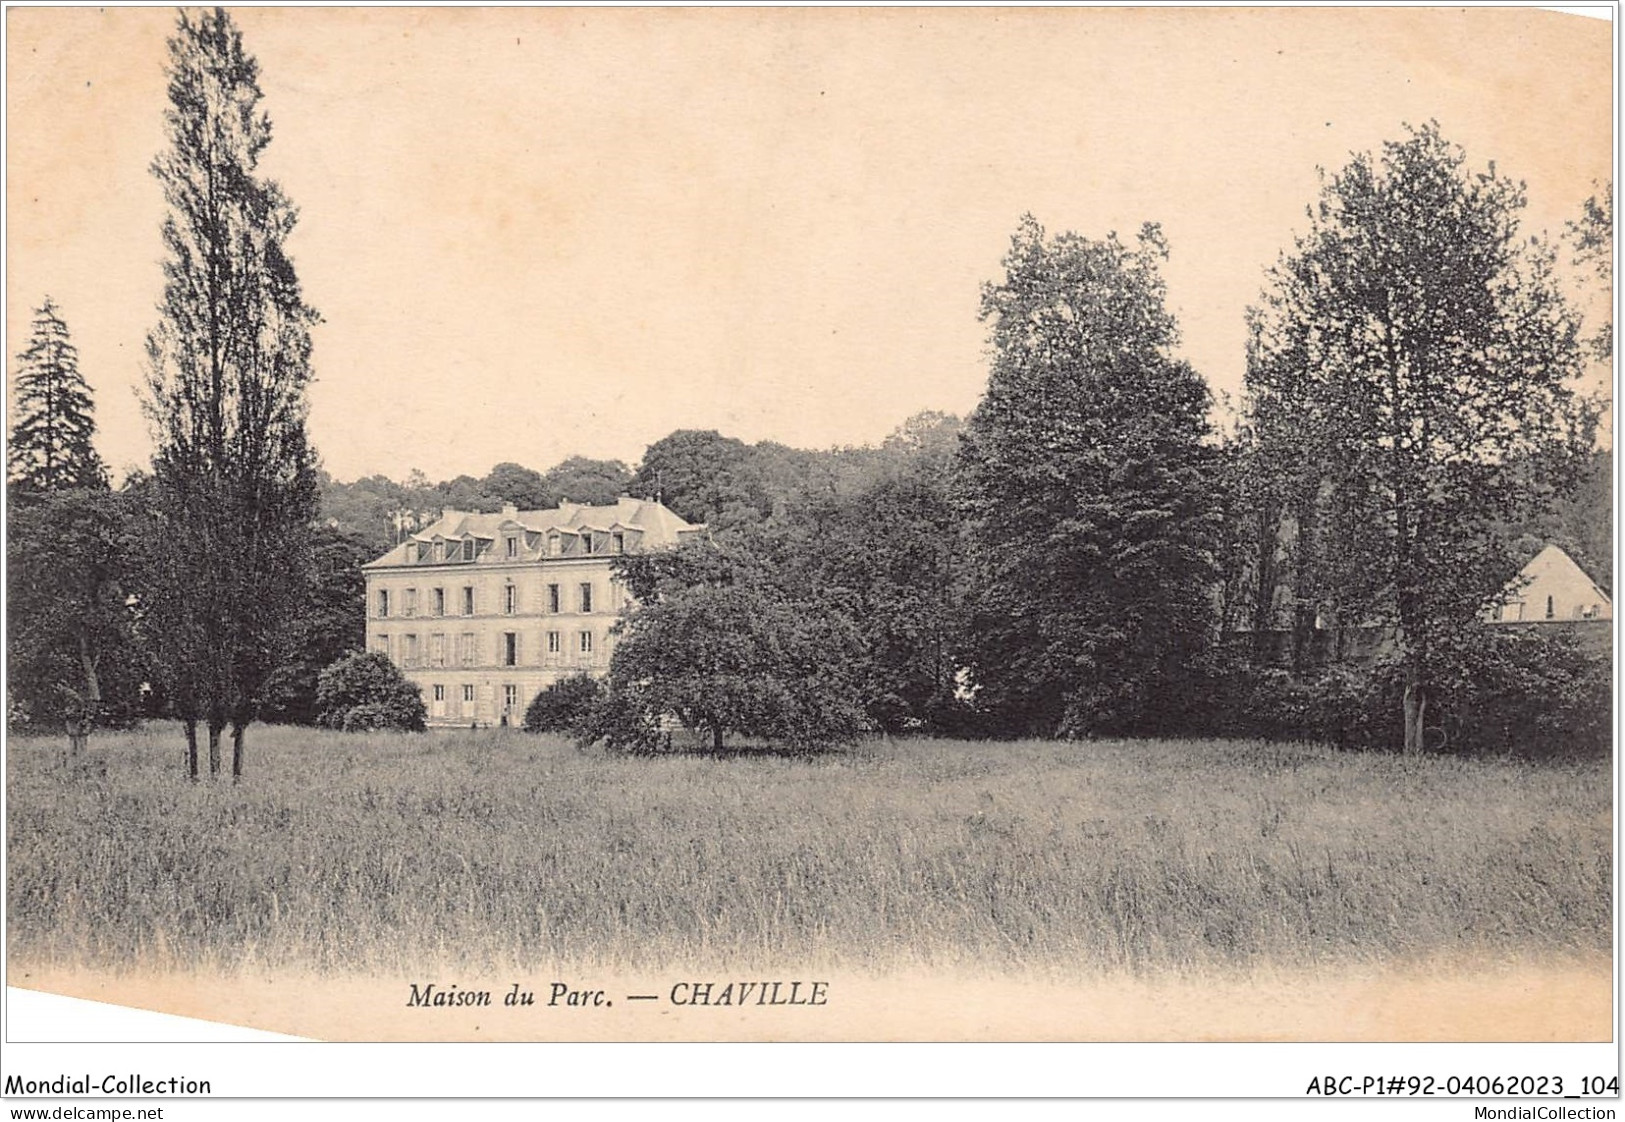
502, 503, 518, 518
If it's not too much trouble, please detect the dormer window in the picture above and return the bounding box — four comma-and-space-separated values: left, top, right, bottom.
580, 531, 594, 555
506, 535, 520, 559
612, 532, 625, 554
462, 539, 476, 561
432, 541, 444, 563
549, 534, 562, 557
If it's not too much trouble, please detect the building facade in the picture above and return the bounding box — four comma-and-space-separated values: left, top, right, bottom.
363, 496, 705, 725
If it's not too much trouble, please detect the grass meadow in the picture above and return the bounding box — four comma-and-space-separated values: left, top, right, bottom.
5, 723, 1613, 978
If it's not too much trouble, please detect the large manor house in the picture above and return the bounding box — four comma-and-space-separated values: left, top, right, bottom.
364, 496, 705, 725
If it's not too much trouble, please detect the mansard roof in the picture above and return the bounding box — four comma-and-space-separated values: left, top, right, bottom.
363, 496, 705, 568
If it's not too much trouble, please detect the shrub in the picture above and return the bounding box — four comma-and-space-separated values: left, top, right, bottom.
523, 675, 602, 735
1441, 628, 1611, 757
342, 702, 402, 733
314, 651, 426, 732
1209, 627, 1608, 758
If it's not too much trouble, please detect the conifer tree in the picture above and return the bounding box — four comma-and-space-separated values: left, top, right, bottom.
143, 7, 319, 780
6, 299, 134, 750
8, 297, 106, 499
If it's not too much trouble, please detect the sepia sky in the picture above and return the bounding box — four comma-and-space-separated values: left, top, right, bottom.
6, 6, 1614, 484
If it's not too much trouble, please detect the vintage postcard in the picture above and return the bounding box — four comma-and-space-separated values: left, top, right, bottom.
3, 4, 1614, 1105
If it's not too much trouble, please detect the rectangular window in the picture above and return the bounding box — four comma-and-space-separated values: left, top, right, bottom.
403, 634, 420, 667
547, 583, 561, 613
462, 539, 475, 562
430, 633, 447, 667
462, 586, 475, 615
612, 531, 624, 554
579, 630, 593, 654
503, 684, 519, 712
432, 542, 444, 563
459, 632, 477, 666
462, 684, 475, 703
503, 632, 518, 667
506, 536, 520, 559
377, 589, 391, 617
403, 588, 418, 617
433, 684, 445, 702
372, 633, 390, 658
547, 630, 561, 654
505, 584, 519, 614
580, 531, 594, 555
579, 583, 593, 614
433, 588, 446, 616
549, 535, 561, 557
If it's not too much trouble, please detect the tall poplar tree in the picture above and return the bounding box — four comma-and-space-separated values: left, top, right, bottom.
954, 216, 1219, 736
1246, 123, 1594, 753
8, 297, 106, 499
143, 7, 319, 780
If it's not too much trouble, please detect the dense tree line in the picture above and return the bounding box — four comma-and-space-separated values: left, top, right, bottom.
8, 61, 1609, 763
319, 456, 635, 555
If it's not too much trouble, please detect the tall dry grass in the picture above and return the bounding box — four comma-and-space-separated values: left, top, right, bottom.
5, 724, 1611, 976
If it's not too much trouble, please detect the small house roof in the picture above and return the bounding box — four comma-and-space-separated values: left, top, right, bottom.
1505, 544, 1611, 605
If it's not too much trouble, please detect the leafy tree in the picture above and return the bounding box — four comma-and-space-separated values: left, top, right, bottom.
1209, 435, 1272, 640
1236, 303, 1346, 674
482, 461, 551, 509
523, 674, 602, 735
745, 441, 824, 511
1540, 449, 1612, 595
542, 455, 632, 507
7, 489, 144, 745
592, 543, 869, 752
1246, 123, 1595, 753
629, 429, 764, 526
316, 471, 413, 554
882, 410, 962, 463
8, 297, 106, 499
954, 215, 1220, 736
1567, 182, 1612, 361
314, 651, 426, 732
436, 473, 503, 513
258, 525, 371, 724
763, 412, 968, 733
143, 7, 320, 780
